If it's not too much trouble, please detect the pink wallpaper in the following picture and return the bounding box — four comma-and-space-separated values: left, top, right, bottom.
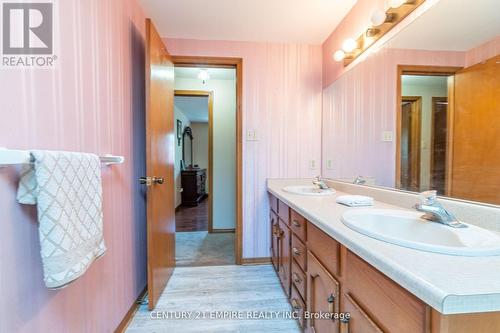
321, 48, 464, 187
165, 38, 323, 258
0, 0, 147, 332
465, 36, 500, 67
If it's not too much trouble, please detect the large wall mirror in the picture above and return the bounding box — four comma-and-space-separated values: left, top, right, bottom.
322, 0, 500, 205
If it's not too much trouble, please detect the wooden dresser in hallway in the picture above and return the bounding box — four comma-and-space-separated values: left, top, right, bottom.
181, 168, 207, 206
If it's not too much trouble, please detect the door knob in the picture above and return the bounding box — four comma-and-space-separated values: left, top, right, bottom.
139, 176, 152, 186
152, 177, 164, 184
139, 176, 164, 186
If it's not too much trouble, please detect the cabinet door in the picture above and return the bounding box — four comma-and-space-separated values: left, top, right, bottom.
340, 293, 383, 333
307, 251, 340, 333
278, 219, 291, 297
270, 211, 279, 272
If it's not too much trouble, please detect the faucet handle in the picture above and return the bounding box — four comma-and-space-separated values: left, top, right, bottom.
419, 190, 437, 204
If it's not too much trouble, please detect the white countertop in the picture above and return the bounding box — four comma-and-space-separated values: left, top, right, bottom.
267, 179, 500, 314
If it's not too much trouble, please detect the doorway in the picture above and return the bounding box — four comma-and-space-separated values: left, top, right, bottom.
396, 66, 461, 194
173, 64, 240, 267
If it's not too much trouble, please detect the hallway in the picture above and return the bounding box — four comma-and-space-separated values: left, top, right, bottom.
126, 265, 300, 332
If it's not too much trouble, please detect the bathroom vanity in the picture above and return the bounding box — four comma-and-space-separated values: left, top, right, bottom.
268, 179, 500, 333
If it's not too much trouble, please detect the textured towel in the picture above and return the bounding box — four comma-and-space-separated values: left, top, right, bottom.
336, 195, 374, 207
17, 151, 106, 289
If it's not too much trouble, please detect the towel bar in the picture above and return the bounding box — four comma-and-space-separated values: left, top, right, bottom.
0, 147, 125, 167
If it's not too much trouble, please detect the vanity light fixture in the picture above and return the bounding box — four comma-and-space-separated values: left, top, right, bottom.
333, 50, 346, 62
342, 38, 358, 53
332, 0, 425, 67
198, 69, 210, 84
371, 9, 396, 26
388, 0, 416, 8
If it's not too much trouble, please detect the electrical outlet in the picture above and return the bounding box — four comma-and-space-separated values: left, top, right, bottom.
326, 159, 334, 170
309, 160, 317, 170
382, 131, 393, 142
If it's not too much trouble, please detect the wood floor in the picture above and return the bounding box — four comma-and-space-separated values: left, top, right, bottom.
126, 265, 301, 333
175, 199, 208, 232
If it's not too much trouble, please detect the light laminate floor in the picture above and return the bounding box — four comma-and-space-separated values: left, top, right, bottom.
126, 265, 301, 333
176, 231, 235, 266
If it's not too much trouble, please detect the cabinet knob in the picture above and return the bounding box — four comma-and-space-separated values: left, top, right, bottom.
327, 294, 335, 316
292, 247, 300, 256
292, 273, 301, 284
291, 298, 301, 310
340, 317, 350, 333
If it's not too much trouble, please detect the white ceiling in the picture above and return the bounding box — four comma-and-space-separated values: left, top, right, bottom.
175, 96, 209, 122
389, 0, 500, 51
175, 67, 236, 81
139, 0, 358, 44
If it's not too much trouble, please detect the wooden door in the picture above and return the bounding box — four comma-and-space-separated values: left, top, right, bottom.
144, 19, 176, 310
450, 55, 500, 204
270, 211, 279, 271
431, 97, 448, 194
307, 251, 340, 333
400, 97, 422, 192
278, 219, 291, 297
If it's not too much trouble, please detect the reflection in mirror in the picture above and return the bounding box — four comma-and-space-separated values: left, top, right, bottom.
322, 0, 500, 205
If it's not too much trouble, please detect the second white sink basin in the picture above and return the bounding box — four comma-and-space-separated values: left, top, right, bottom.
341, 209, 500, 256
283, 185, 336, 196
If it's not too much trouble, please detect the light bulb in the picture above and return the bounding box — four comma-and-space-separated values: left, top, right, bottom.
198, 69, 210, 84
388, 0, 405, 8
342, 38, 358, 53
333, 50, 346, 62
371, 9, 387, 26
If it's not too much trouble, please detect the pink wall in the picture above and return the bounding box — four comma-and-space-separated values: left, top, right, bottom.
165, 38, 323, 258
0, 0, 147, 332
320, 0, 498, 188
321, 48, 464, 187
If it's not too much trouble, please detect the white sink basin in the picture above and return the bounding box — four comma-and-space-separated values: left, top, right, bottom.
283, 185, 336, 196
341, 209, 500, 256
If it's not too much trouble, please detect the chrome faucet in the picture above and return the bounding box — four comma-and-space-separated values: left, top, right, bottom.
415, 190, 467, 228
313, 176, 329, 190
353, 176, 366, 185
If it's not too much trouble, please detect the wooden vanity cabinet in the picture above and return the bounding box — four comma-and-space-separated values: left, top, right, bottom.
268, 194, 500, 333
270, 210, 279, 271
306, 251, 340, 333
278, 219, 291, 297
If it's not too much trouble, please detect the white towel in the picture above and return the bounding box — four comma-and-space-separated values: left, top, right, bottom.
17, 151, 106, 289
336, 195, 374, 207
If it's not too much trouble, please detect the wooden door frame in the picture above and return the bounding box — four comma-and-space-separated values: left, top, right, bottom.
400, 96, 422, 191
395, 65, 462, 190
172, 56, 243, 265
174, 90, 214, 232
430, 96, 448, 191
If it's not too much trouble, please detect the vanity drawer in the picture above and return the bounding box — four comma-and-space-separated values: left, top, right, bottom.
290, 285, 306, 330
291, 234, 307, 271
290, 209, 307, 242
269, 193, 278, 214
307, 222, 341, 277
344, 250, 428, 333
291, 261, 306, 301
278, 200, 290, 224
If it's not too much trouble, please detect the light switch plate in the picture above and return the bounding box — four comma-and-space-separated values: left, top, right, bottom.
246, 130, 258, 141
326, 159, 334, 170
309, 160, 317, 170
382, 131, 393, 142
